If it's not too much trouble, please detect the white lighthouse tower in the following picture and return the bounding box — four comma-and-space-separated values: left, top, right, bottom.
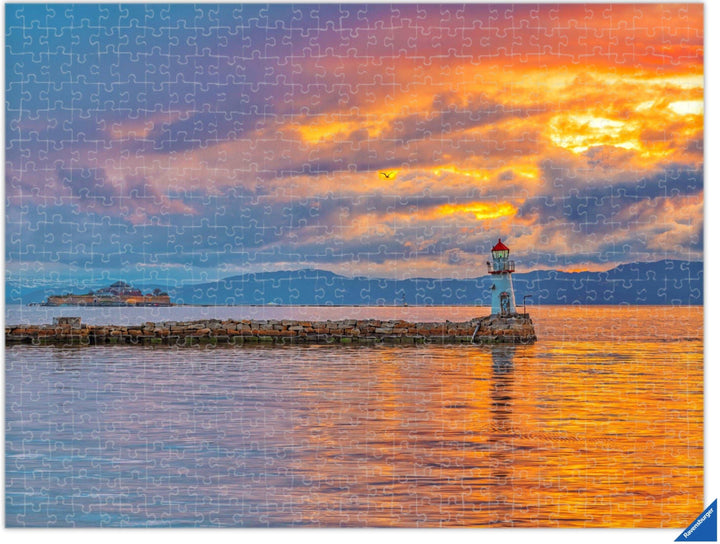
488, 238, 517, 316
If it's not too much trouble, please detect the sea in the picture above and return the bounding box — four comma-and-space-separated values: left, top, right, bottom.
4, 304, 703, 527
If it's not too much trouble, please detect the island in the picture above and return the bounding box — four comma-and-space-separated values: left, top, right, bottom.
41, 281, 172, 307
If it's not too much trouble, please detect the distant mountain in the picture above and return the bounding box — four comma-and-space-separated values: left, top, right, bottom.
6, 260, 702, 306
511, 260, 703, 306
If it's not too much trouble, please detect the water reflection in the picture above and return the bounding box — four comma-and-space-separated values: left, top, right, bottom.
5, 307, 704, 528
488, 346, 515, 525
491, 345, 515, 374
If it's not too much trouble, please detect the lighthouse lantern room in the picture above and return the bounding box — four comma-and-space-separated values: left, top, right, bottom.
487, 238, 517, 316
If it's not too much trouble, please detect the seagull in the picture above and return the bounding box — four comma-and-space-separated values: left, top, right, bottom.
378, 170, 398, 180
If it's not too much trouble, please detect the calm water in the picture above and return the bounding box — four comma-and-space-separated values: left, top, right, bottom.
7, 303, 500, 326
5, 306, 703, 527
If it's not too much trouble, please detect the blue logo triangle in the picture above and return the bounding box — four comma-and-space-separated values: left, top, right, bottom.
676, 499, 717, 542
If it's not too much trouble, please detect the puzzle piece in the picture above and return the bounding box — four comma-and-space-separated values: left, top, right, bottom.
5, 3, 704, 530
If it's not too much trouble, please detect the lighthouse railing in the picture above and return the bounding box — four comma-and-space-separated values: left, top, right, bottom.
488, 260, 515, 274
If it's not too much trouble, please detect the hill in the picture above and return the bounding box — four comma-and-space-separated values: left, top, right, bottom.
6, 260, 702, 306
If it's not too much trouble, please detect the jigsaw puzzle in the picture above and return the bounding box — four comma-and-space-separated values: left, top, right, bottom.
5, 2, 707, 533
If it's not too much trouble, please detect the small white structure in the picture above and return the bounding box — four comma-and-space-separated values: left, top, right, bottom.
487, 238, 517, 316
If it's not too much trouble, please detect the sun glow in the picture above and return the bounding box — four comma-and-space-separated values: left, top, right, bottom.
548, 114, 639, 154
433, 166, 491, 181
514, 165, 540, 179
668, 100, 704, 116
436, 202, 517, 221
296, 118, 385, 144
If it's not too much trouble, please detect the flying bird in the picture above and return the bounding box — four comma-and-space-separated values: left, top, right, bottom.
378, 170, 398, 180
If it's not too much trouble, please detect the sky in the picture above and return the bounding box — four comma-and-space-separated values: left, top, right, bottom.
5, 3, 704, 288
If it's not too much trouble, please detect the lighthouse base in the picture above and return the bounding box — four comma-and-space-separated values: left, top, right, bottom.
471, 313, 537, 344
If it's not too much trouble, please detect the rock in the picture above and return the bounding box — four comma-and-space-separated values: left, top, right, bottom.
5, 314, 536, 346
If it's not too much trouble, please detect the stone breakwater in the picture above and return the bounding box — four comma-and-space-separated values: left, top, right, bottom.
5, 315, 536, 346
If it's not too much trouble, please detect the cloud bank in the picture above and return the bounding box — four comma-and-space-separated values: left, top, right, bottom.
6, 4, 703, 286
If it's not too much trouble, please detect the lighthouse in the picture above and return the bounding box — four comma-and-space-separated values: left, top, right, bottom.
488, 238, 517, 316
472, 238, 536, 343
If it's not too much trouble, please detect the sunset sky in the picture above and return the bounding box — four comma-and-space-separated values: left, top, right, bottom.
5, 3, 704, 288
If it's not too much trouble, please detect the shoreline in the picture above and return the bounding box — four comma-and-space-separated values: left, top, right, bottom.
5, 315, 537, 346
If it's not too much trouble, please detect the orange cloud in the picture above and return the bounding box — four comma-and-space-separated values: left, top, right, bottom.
435, 202, 518, 222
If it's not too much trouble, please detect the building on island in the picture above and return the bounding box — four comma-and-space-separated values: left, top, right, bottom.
43, 281, 172, 307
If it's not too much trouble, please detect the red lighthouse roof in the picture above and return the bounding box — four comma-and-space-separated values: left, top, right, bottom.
492, 238, 509, 252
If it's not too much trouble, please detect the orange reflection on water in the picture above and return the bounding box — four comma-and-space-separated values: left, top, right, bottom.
5, 306, 702, 527
276, 307, 702, 527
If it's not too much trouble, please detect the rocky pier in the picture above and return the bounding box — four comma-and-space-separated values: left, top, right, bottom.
5, 315, 536, 347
